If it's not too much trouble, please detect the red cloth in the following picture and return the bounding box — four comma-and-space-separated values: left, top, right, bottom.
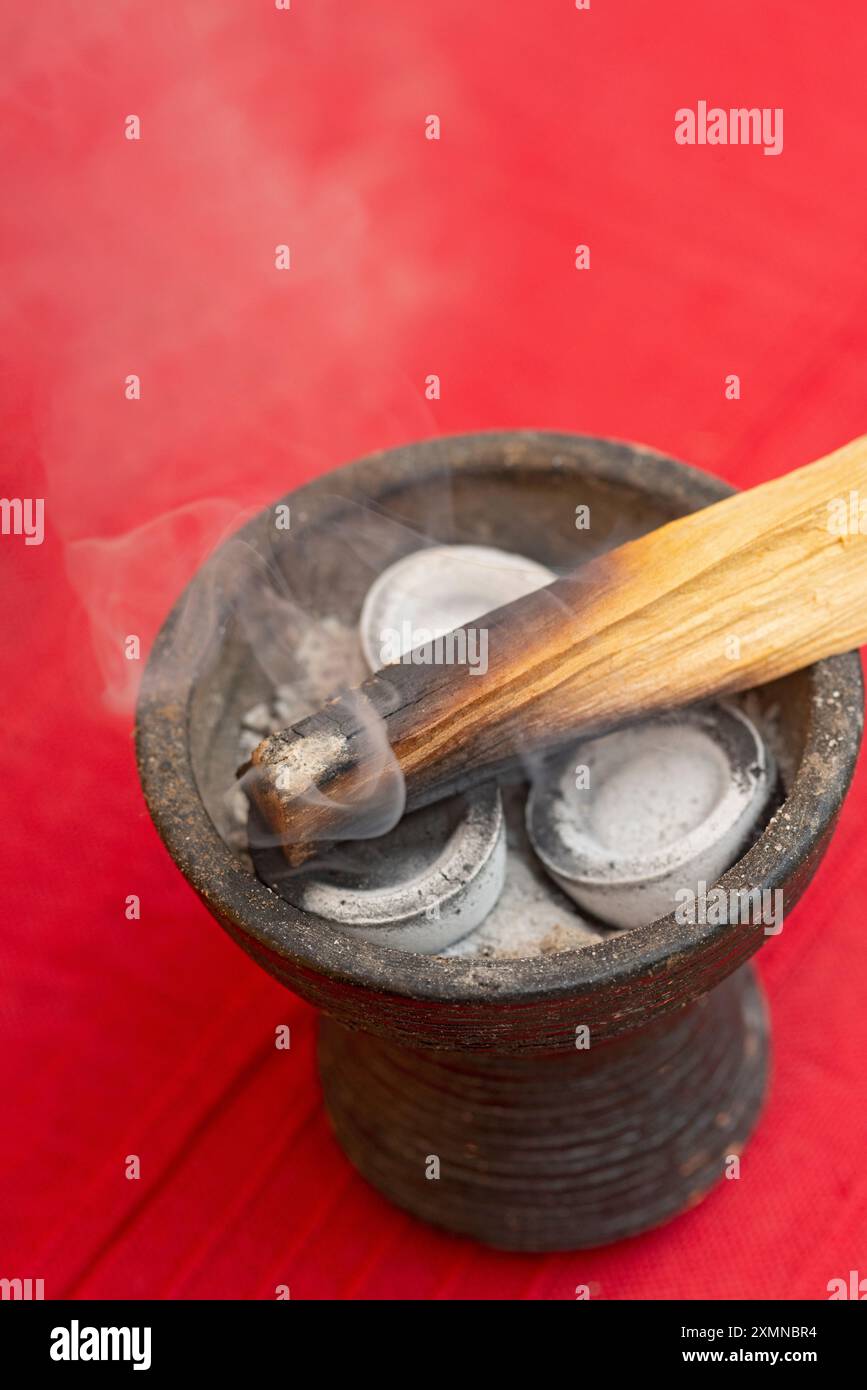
1, 0, 865, 1300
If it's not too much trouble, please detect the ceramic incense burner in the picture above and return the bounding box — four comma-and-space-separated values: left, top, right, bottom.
136, 433, 863, 1250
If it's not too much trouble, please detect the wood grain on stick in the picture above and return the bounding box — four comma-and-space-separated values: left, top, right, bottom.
246, 435, 867, 863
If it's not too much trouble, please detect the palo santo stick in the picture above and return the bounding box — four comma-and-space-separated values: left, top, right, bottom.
245, 434, 867, 865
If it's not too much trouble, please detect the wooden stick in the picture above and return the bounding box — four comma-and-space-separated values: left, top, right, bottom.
245, 434, 867, 865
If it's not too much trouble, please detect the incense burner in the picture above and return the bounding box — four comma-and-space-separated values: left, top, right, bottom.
136, 432, 863, 1250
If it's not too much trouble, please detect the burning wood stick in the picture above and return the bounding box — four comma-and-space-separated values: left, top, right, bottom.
244, 434, 867, 865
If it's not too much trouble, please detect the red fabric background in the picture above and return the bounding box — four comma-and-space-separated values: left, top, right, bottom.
1, 0, 866, 1300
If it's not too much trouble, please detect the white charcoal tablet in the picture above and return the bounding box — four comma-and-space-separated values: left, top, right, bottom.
525, 703, 776, 931
359, 544, 554, 672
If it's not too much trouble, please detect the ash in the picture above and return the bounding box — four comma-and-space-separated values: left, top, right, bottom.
224, 617, 368, 839
227, 617, 783, 963
439, 785, 604, 959
228, 617, 603, 960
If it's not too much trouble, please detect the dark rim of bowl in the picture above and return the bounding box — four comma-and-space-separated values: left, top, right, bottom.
136, 430, 864, 1006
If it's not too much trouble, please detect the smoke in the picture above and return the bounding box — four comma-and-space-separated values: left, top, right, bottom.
0, 0, 467, 717
64, 500, 252, 713
0, 3, 637, 874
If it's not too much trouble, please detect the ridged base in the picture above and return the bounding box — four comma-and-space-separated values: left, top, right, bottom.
318, 966, 769, 1251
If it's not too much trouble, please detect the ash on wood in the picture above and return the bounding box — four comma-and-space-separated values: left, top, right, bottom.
247, 435, 867, 867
